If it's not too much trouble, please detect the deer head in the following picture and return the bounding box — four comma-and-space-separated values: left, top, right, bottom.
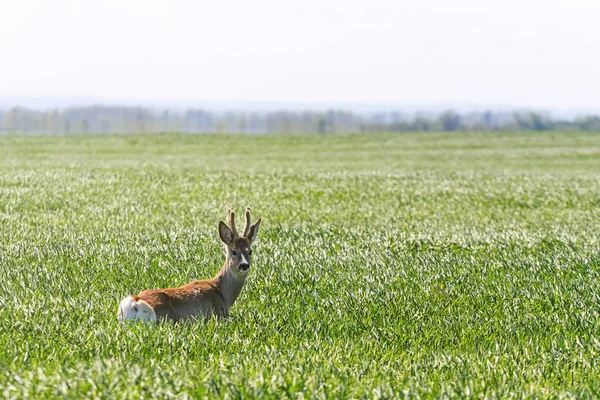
218, 207, 261, 275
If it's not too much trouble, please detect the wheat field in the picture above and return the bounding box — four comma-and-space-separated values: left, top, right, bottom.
0, 132, 599, 398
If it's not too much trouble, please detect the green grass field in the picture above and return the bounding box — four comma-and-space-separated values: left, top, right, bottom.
0, 132, 599, 398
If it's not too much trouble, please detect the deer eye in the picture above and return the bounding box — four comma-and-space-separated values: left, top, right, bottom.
231, 250, 238, 257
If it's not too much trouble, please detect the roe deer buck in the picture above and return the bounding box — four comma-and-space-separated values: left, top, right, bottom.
118, 207, 261, 323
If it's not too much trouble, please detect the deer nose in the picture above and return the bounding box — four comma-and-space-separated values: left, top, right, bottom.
239, 263, 250, 271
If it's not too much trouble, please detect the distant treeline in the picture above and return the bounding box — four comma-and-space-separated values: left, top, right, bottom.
1, 106, 600, 134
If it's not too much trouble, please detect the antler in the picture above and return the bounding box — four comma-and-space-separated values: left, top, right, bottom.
227, 209, 240, 237
242, 206, 252, 238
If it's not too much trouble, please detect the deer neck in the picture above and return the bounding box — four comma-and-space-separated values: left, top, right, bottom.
213, 258, 247, 308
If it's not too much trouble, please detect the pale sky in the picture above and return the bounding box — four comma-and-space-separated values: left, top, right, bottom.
1, 0, 599, 109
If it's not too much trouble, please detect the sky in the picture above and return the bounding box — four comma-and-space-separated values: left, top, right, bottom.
1, 0, 599, 110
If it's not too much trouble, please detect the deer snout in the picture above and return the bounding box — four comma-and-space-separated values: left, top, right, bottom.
239, 263, 250, 271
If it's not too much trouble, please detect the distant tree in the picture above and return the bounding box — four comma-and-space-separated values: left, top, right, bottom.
528, 113, 551, 130
482, 110, 493, 129
439, 110, 461, 132
100, 119, 111, 133
1, 104, 599, 134
63, 118, 71, 133
317, 116, 327, 134
514, 112, 553, 131
2, 108, 19, 132
576, 115, 600, 130
412, 117, 432, 132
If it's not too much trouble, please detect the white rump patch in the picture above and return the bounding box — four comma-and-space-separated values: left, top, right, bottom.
117, 296, 157, 323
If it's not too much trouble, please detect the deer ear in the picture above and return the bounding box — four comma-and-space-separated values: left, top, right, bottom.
218, 221, 233, 244
247, 218, 261, 243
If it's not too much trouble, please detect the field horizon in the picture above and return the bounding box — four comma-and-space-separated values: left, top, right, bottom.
0, 131, 599, 398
